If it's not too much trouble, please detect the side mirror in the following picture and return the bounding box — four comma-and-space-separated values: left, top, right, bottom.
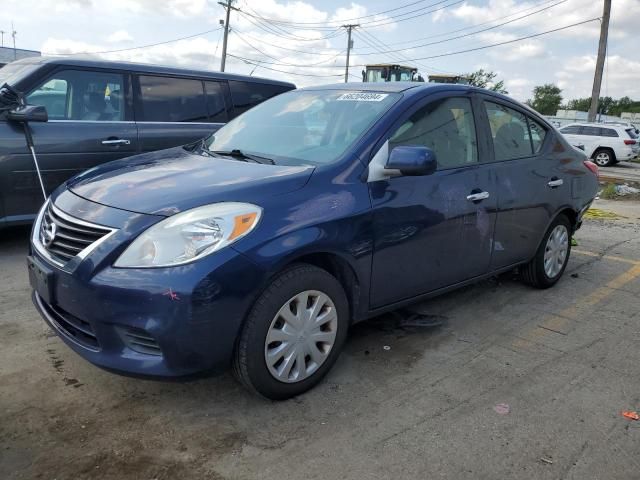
385, 145, 437, 176
6, 105, 48, 123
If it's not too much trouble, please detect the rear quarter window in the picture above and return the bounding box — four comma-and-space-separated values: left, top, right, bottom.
581, 126, 601, 136
600, 128, 619, 137
228, 80, 292, 116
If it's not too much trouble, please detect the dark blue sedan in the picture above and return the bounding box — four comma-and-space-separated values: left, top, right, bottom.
29, 83, 599, 399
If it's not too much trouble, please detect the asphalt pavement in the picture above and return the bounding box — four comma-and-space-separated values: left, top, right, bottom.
1, 200, 639, 480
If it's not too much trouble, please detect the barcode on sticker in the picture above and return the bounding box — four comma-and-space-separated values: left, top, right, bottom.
336, 92, 389, 102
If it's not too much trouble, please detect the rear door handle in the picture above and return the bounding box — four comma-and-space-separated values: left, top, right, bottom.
101, 139, 131, 145
547, 178, 564, 188
466, 191, 490, 202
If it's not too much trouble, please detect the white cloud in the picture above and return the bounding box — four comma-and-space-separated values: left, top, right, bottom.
106, 30, 133, 43
555, 54, 640, 100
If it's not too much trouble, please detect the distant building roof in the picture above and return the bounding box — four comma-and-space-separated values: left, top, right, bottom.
0, 46, 41, 66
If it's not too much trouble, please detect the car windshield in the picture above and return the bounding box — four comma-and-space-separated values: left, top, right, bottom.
626, 128, 638, 139
206, 89, 401, 166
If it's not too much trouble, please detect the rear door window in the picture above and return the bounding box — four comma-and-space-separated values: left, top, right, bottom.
228, 80, 291, 116
484, 101, 533, 160
139, 75, 208, 122
26, 69, 125, 121
581, 126, 601, 136
204, 81, 228, 123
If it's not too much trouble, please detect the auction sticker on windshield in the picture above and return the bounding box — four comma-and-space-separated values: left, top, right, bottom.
336, 92, 389, 102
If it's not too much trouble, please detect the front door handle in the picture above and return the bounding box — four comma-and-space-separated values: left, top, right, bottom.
101, 139, 131, 145
547, 178, 564, 188
466, 191, 490, 202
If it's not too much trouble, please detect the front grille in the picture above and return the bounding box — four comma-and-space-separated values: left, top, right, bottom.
40, 203, 112, 264
120, 327, 162, 356
37, 294, 100, 350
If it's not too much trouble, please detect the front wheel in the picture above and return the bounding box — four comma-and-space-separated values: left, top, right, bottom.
233, 264, 349, 400
521, 215, 572, 289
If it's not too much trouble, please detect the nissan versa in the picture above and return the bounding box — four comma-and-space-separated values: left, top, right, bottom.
29, 83, 599, 399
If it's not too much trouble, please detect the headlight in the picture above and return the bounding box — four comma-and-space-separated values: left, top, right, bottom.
114, 202, 262, 268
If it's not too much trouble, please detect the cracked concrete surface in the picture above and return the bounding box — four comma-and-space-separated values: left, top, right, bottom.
1, 204, 639, 480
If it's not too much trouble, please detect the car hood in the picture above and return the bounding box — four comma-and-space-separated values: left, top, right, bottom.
67, 147, 314, 216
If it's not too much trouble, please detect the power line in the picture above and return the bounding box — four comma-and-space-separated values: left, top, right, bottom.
231, 27, 345, 56
230, 17, 600, 71
350, 17, 601, 66
227, 54, 343, 77
231, 30, 344, 67
240, 0, 458, 30
356, 0, 464, 30
353, 0, 568, 57
352, 0, 562, 50
241, 0, 439, 27
356, 28, 443, 73
44, 27, 222, 56
238, 11, 343, 41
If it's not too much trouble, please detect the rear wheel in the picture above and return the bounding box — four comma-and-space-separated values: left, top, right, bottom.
521, 215, 572, 289
233, 264, 348, 400
593, 148, 615, 167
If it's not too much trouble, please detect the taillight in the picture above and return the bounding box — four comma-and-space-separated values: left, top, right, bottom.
624, 139, 636, 145
584, 160, 599, 178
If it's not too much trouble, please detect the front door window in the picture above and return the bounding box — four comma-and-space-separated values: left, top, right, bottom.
27, 70, 125, 121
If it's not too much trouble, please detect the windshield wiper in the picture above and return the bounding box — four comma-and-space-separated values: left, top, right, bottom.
210, 149, 275, 165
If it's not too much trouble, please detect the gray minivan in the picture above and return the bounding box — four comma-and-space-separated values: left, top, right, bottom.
0, 57, 295, 228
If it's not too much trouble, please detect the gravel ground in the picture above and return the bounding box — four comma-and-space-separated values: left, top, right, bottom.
1, 205, 639, 480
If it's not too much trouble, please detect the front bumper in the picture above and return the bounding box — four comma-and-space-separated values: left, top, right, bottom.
30, 193, 267, 378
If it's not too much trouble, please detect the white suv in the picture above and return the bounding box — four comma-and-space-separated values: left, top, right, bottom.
559, 123, 639, 167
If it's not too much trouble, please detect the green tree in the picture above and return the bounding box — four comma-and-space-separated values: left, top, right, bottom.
465, 69, 508, 94
527, 84, 563, 115
564, 97, 591, 111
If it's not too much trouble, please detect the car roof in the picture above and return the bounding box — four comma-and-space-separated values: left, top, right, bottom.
8, 56, 296, 87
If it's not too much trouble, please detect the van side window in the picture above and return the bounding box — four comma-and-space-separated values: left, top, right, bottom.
484, 101, 533, 160
26, 70, 124, 121
139, 76, 208, 122
228, 81, 290, 116
389, 97, 478, 169
205, 81, 228, 123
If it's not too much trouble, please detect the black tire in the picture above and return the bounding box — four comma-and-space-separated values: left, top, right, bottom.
521, 214, 572, 289
232, 264, 349, 400
592, 148, 615, 167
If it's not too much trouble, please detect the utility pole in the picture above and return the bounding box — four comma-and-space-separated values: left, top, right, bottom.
218, 0, 233, 72
588, 0, 611, 122
342, 24, 358, 83
0, 31, 5, 48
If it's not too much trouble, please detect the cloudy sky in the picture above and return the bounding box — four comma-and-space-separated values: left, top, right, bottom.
1, 0, 638, 102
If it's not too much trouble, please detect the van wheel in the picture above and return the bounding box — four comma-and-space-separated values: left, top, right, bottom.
233, 264, 348, 400
521, 215, 572, 289
593, 148, 615, 167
